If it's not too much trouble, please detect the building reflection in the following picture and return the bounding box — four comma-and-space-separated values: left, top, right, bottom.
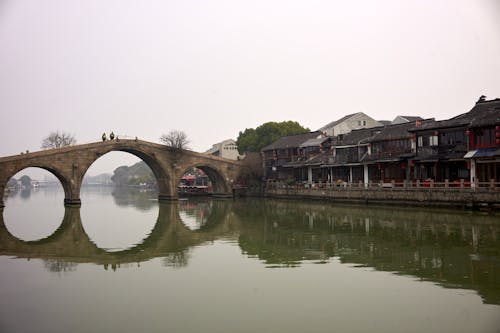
0, 198, 499, 304
234, 199, 500, 304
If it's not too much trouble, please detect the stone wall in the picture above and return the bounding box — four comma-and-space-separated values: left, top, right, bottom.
264, 186, 500, 209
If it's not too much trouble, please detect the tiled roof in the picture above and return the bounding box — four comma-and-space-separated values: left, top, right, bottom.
300, 136, 330, 148
469, 103, 500, 127
371, 121, 424, 142
411, 99, 500, 131
333, 127, 383, 146
261, 131, 322, 151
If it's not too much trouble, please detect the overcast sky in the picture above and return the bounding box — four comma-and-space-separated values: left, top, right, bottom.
1, 0, 499, 176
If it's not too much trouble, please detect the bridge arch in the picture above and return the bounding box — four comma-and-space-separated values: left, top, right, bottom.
178, 163, 231, 194
79, 146, 173, 200
0, 165, 73, 208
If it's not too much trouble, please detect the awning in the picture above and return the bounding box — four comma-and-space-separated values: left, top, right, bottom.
464, 148, 500, 159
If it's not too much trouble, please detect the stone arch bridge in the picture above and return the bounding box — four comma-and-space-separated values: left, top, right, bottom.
0, 139, 245, 207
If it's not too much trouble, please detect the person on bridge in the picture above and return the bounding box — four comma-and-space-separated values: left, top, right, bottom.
102, 133, 106, 141
110, 132, 115, 140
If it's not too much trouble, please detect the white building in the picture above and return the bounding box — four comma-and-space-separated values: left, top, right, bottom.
205, 139, 243, 160
318, 112, 382, 137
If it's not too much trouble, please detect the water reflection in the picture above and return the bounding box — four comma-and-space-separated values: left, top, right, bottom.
235, 200, 500, 304
1, 195, 499, 305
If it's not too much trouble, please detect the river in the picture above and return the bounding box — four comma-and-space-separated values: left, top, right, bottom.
1, 186, 499, 333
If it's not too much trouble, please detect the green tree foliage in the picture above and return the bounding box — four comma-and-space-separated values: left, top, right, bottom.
111, 161, 155, 186
236, 121, 310, 153
19, 175, 32, 188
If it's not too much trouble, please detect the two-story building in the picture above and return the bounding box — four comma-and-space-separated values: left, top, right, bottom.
464, 98, 500, 185
261, 131, 323, 180
362, 121, 427, 183
321, 127, 381, 185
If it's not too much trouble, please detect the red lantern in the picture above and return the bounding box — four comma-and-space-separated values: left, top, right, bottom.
466, 130, 471, 136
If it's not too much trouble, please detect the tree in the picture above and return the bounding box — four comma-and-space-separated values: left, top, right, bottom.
160, 130, 190, 149
19, 175, 32, 188
236, 121, 310, 153
41, 131, 76, 149
237, 152, 264, 186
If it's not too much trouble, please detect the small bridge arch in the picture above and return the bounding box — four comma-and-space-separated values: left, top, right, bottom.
0, 139, 244, 207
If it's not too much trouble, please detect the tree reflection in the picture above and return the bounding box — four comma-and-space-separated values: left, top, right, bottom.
43, 258, 77, 274
163, 250, 190, 268
111, 188, 158, 211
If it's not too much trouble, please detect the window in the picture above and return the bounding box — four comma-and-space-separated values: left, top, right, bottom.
475, 127, 495, 147
418, 135, 438, 146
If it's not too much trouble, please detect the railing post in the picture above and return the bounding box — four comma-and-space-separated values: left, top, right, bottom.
445, 179, 449, 188
460, 179, 464, 189
416, 180, 420, 188
391, 180, 395, 188
490, 179, 495, 190
430, 180, 434, 188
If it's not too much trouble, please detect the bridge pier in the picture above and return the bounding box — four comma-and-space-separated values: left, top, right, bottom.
64, 198, 82, 207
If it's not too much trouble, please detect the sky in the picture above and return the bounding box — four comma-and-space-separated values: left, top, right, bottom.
1, 0, 500, 176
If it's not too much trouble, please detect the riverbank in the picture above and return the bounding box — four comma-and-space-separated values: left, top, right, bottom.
260, 184, 500, 211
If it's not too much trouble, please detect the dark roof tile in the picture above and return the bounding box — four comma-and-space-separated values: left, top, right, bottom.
261, 131, 322, 151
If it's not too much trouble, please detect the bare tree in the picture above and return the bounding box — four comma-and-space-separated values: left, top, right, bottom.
160, 130, 190, 149
41, 131, 77, 149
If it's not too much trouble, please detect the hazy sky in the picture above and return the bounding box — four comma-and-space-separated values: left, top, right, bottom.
1, 0, 500, 175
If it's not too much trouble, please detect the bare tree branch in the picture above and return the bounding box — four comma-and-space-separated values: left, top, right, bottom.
41, 131, 77, 149
160, 130, 190, 149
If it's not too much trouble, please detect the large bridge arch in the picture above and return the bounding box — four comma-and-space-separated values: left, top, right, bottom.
78, 145, 173, 200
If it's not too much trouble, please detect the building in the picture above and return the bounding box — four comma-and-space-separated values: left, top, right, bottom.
363, 121, 427, 183
318, 112, 382, 136
322, 127, 382, 184
205, 139, 243, 160
262, 97, 499, 188
463, 98, 500, 185
261, 131, 323, 180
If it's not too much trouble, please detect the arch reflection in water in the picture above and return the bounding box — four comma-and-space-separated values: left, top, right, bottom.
80, 187, 159, 251
3, 183, 64, 241
0, 200, 235, 270
1, 197, 499, 305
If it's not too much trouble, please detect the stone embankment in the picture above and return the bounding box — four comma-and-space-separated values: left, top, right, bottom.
262, 183, 500, 210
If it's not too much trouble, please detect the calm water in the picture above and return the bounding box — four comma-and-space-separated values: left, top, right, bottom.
1, 187, 500, 333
